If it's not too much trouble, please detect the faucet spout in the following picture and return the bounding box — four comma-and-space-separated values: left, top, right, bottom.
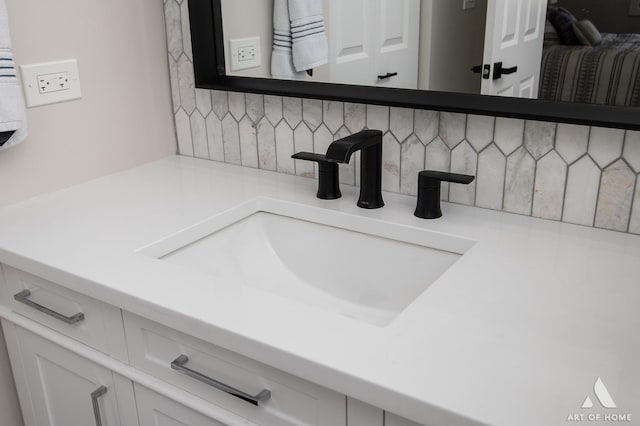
325, 130, 384, 209
325, 130, 383, 163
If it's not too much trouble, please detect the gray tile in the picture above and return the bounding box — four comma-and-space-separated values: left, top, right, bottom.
245, 94, 264, 124
275, 121, 295, 174
476, 144, 506, 210
168, 55, 180, 113
494, 117, 524, 156
400, 135, 426, 196
390, 107, 414, 143
562, 156, 600, 227
222, 114, 241, 165
466, 115, 495, 152
622, 130, 640, 173
164, 0, 183, 61
303, 99, 323, 130
524, 120, 555, 160
264, 95, 283, 126
629, 176, 640, 235
190, 112, 209, 159
283, 97, 303, 128
195, 89, 212, 116
239, 116, 258, 168
294, 123, 314, 178
205, 113, 224, 162
449, 141, 477, 205
424, 137, 451, 201
367, 105, 390, 131
180, 1, 192, 61
532, 151, 566, 220
504, 147, 536, 215
439, 112, 466, 148
555, 123, 589, 164
175, 109, 193, 156
228, 92, 246, 120
211, 90, 229, 119
382, 132, 401, 193
595, 159, 635, 232
323, 101, 344, 134
177, 55, 195, 114
589, 127, 625, 168
257, 119, 277, 171
344, 103, 366, 133
414, 110, 439, 145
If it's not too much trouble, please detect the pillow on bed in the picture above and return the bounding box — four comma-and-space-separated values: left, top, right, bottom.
572, 20, 603, 46
547, 7, 580, 45
544, 19, 561, 48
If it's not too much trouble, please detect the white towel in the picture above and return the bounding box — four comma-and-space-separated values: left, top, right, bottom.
289, 0, 328, 72
0, 0, 27, 151
271, 0, 328, 79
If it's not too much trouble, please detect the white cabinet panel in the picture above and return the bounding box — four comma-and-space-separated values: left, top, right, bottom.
0, 265, 128, 362
136, 384, 228, 426
1, 321, 137, 426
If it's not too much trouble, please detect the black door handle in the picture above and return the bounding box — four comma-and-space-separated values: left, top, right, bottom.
493, 62, 518, 80
377, 72, 398, 80
471, 64, 491, 79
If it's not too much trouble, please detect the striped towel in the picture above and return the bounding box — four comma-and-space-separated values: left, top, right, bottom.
0, 0, 27, 150
271, 0, 328, 80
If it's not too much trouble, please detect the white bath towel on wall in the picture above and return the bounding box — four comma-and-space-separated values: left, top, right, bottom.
0, 0, 27, 151
271, 0, 328, 79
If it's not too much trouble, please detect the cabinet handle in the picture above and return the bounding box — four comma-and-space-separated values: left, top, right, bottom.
13, 289, 85, 325
90, 386, 108, 426
170, 354, 271, 406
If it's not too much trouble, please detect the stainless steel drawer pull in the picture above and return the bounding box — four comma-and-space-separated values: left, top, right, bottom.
91, 386, 108, 426
13, 289, 85, 325
170, 354, 271, 406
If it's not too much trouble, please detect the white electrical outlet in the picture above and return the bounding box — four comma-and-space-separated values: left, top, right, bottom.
37, 72, 70, 94
21, 59, 82, 107
230, 37, 261, 71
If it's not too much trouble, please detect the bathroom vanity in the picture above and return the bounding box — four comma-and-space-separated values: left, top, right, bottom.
0, 156, 638, 426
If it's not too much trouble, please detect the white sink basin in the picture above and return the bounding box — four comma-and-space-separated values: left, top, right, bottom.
140, 199, 475, 326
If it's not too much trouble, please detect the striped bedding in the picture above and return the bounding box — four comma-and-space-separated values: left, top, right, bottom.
539, 33, 640, 107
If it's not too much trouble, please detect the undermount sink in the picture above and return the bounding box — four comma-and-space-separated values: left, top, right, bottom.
139, 198, 475, 326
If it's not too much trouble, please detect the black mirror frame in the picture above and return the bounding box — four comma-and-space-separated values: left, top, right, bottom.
188, 0, 640, 131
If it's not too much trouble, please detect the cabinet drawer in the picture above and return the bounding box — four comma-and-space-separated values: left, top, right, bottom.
124, 312, 346, 426
0, 265, 128, 362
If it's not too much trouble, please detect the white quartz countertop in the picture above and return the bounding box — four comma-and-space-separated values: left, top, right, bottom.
0, 156, 638, 426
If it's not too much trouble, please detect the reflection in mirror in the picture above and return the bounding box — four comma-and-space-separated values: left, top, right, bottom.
221, 0, 640, 107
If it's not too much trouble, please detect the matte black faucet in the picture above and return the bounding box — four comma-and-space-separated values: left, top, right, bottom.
325, 130, 384, 209
414, 171, 475, 219
291, 152, 342, 200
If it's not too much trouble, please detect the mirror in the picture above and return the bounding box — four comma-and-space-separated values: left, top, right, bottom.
187, 0, 640, 129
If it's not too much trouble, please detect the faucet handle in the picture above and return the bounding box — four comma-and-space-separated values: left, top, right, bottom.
292, 152, 342, 200
415, 171, 475, 219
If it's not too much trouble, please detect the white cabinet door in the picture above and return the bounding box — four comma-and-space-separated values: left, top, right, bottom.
329, 0, 420, 89
1, 321, 137, 426
481, 0, 548, 97
135, 385, 227, 426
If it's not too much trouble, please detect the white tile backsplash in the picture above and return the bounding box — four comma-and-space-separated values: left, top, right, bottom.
163, 0, 640, 235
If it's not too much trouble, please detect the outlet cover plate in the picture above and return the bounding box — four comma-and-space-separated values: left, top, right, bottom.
630, 0, 640, 16
21, 59, 82, 107
229, 37, 261, 71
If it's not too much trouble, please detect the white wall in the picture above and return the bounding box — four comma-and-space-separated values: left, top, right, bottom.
425, 0, 488, 93
0, 0, 177, 208
0, 1, 177, 423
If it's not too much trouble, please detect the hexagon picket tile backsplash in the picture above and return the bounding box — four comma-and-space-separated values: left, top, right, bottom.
163, 0, 640, 235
